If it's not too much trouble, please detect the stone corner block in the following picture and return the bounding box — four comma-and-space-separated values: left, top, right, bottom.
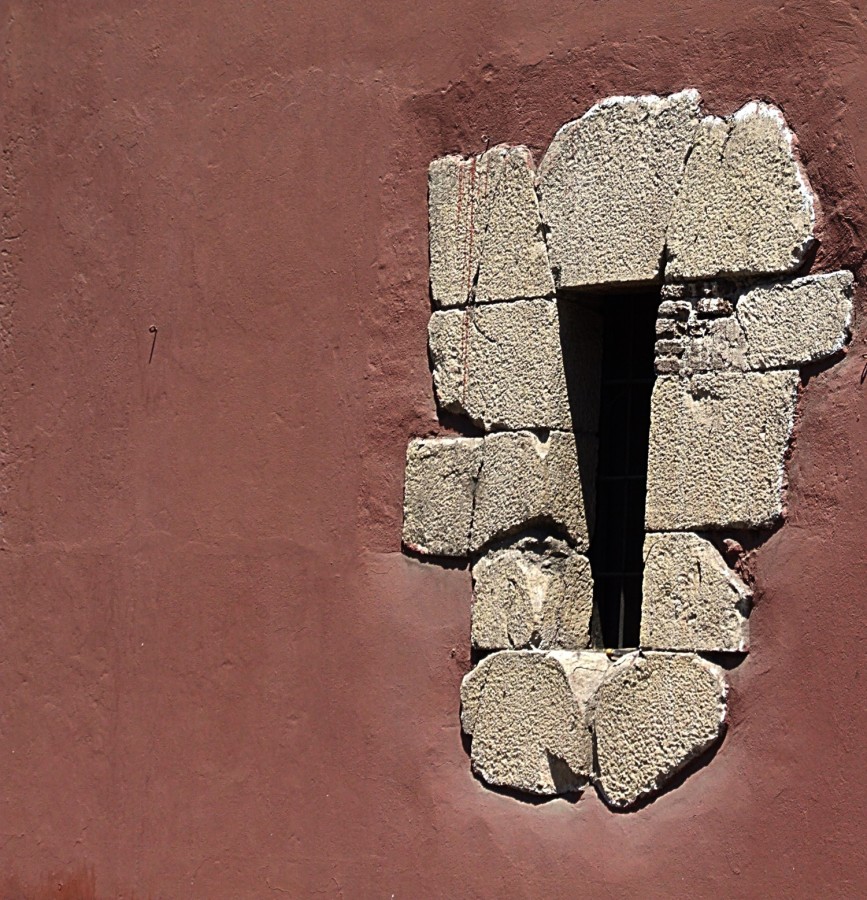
428, 298, 602, 432
646, 370, 799, 530
641, 532, 751, 653
537, 89, 701, 288
428, 145, 554, 309
471, 537, 593, 651
460, 649, 610, 796
402, 437, 482, 557
666, 101, 816, 281
472, 430, 597, 552
590, 651, 727, 808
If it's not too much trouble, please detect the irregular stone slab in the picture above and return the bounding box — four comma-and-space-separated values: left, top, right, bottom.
655, 272, 854, 375
645, 371, 799, 530
641, 532, 751, 653
537, 90, 701, 288
738, 270, 853, 370
471, 537, 593, 650
428, 298, 602, 431
460, 649, 610, 795
428, 146, 554, 308
591, 652, 727, 808
402, 437, 482, 557
472, 430, 597, 552
666, 102, 816, 280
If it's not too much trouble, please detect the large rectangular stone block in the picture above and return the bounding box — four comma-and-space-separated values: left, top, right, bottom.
428, 298, 602, 431
428, 146, 554, 308
666, 103, 815, 280
645, 371, 799, 530
537, 90, 701, 288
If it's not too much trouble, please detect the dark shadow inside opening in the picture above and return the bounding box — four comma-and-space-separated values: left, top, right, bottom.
561, 287, 661, 650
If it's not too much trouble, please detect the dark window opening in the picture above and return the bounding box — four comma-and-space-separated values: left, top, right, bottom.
589, 289, 660, 649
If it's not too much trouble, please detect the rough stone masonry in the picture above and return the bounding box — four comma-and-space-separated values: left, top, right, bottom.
403, 90, 854, 809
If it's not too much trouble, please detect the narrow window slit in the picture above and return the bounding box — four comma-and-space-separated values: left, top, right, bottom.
589, 289, 660, 649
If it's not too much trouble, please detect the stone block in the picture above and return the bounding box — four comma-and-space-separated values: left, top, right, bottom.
428, 298, 602, 431
471, 537, 593, 650
641, 532, 751, 652
738, 270, 853, 370
401, 437, 482, 557
666, 102, 816, 280
657, 271, 853, 376
472, 430, 596, 552
590, 652, 727, 808
460, 649, 610, 795
428, 146, 554, 308
645, 371, 799, 530
537, 90, 701, 288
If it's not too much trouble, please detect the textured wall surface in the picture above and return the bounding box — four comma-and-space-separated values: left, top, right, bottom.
2, 1, 867, 897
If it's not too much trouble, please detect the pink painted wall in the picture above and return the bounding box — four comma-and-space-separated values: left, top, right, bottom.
2, 2, 867, 896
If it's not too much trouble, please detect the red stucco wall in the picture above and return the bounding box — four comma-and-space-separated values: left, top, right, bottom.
2, 2, 867, 897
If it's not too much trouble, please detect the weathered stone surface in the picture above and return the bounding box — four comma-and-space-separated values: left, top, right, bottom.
472, 430, 597, 551
656, 271, 853, 376
428, 298, 602, 431
402, 437, 482, 557
645, 371, 799, 530
641, 532, 751, 652
428, 146, 554, 308
471, 537, 593, 650
666, 102, 816, 280
738, 270, 853, 370
537, 90, 701, 288
460, 649, 610, 795
681, 313, 748, 374
591, 652, 727, 808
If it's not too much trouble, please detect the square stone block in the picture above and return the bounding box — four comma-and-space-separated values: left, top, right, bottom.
645, 371, 799, 530
641, 532, 750, 652
472, 430, 597, 552
471, 537, 593, 650
537, 90, 701, 288
428, 298, 602, 431
461, 649, 610, 795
